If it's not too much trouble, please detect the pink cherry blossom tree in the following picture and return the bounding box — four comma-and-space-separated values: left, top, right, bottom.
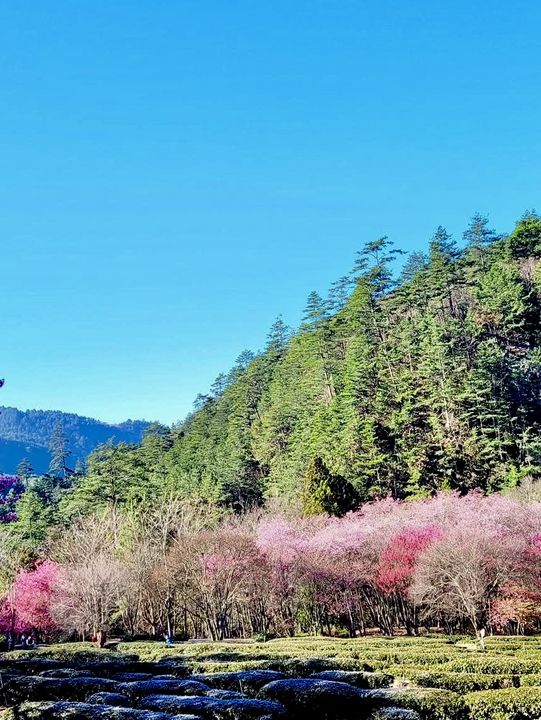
0, 560, 60, 640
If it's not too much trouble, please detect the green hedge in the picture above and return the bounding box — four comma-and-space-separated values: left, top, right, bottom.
519, 675, 541, 687
446, 657, 541, 675
269, 656, 374, 674
465, 687, 541, 720
382, 688, 465, 720
369, 651, 453, 667
411, 671, 517, 693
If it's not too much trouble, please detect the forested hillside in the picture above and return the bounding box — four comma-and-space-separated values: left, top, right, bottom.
0, 407, 148, 474
57, 211, 541, 518
3, 211, 541, 646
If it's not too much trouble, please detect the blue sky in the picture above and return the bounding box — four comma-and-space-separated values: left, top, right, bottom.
2, 1, 540, 425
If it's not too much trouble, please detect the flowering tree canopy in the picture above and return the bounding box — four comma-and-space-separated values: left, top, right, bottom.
0, 475, 23, 524
2, 490, 541, 639
0, 560, 60, 635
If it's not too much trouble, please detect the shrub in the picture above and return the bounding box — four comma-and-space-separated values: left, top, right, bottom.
446, 657, 541, 675
310, 669, 393, 688
367, 651, 453, 667
268, 656, 373, 675
411, 671, 517, 692
465, 687, 541, 720
520, 675, 541, 687
375, 688, 466, 720
0, 643, 136, 664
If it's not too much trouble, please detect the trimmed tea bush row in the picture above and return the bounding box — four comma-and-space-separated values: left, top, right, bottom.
465, 687, 541, 720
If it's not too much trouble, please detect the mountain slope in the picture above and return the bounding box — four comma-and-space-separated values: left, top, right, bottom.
0, 407, 149, 474
163, 212, 541, 508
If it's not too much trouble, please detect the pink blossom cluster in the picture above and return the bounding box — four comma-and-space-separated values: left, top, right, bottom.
2, 491, 541, 638
0, 474, 22, 524
0, 561, 60, 636
253, 492, 541, 634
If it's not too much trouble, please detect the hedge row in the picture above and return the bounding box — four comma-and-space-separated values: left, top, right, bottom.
392, 670, 518, 693
446, 657, 541, 675
464, 687, 541, 720
385, 688, 465, 720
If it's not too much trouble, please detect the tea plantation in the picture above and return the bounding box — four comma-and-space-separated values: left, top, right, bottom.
4, 636, 541, 719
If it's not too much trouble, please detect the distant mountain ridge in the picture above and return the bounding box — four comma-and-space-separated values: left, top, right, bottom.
0, 406, 150, 474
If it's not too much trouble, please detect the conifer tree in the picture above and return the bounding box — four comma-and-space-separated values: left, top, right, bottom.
48, 422, 71, 479
326, 276, 353, 312
60, 441, 150, 519
266, 316, 291, 354
16, 458, 33, 484
302, 457, 359, 516
302, 291, 327, 329
463, 213, 497, 279
507, 211, 541, 258
14, 489, 54, 552
463, 212, 497, 250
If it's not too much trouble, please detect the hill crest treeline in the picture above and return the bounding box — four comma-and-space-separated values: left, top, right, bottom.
0, 407, 148, 474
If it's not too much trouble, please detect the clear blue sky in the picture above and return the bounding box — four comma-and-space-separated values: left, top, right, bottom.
2, 1, 540, 425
